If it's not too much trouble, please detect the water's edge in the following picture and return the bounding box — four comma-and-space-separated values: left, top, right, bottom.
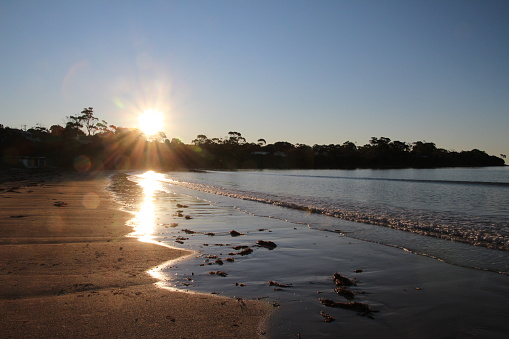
110, 170, 509, 338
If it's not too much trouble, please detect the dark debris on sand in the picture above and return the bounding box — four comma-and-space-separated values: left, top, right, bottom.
319, 299, 378, 319
317, 271, 378, 319
229, 230, 243, 237
268, 281, 293, 288
334, 286, 355, 300
320, 311, 335, 323
229, 247, 253, 256
256, 240, 277, 250
333, 272, 357, 287
208, 271, 228, 277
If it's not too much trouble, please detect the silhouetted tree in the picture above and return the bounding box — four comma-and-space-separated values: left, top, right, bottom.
192, 134, 209, 145
50, 125, 65, 136
80, 107, 98, 136
226, 131, 246, 145
2, 114, 505, 170
411, 141, 437, 157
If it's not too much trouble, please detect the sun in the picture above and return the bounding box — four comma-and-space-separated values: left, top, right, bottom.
138, 110, 164, 135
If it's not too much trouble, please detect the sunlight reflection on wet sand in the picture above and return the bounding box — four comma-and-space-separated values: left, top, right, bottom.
128, 170, 164, 243
127, 171, 197, 289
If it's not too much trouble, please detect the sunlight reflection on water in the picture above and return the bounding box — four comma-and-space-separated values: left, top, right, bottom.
128, 170, 165, 242
124, 171, 198, 289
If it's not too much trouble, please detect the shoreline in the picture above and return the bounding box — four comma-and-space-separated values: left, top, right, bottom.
123, 170, 509, 338
0, 170, 270, 338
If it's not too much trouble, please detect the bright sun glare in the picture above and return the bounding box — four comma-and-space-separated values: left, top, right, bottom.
138, 110, 164, 135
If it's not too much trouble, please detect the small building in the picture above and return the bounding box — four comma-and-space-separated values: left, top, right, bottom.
2, 156, 50, 168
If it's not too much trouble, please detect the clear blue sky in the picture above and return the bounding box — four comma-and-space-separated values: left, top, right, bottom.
1, 0, 508, 156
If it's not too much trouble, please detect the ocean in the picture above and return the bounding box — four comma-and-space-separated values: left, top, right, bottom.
115, 167, 509, 337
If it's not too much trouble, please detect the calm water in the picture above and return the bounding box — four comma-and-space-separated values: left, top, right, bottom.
116, 167, 509, 337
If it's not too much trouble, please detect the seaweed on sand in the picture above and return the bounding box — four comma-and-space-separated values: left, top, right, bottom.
320, 311, 335, 322
256, 240, 277, 249
319, 299, 378, 319
334, 286, 355, 300
333, 272, 357, 286
268, 281, 293, 288
209, 271, 228, 277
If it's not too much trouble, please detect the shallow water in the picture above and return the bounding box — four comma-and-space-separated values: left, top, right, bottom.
145, 168, 509, 271
111, 169, 509, 338
166, 168, 509, 251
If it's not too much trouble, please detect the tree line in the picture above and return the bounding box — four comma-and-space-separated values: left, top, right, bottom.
1, 108, 505, 171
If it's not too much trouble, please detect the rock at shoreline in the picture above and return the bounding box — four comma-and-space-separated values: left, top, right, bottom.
230, 230, 243, 237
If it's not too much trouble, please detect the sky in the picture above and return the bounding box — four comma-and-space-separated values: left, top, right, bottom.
1, 0, 508, 157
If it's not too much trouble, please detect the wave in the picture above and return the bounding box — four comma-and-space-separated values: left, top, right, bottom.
166, 178, 509, 253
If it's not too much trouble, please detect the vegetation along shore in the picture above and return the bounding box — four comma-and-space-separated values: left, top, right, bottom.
1, 108, 505, 171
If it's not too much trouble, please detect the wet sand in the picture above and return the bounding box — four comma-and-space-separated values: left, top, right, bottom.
122, 171, 509, 338
0, 170, 270, 338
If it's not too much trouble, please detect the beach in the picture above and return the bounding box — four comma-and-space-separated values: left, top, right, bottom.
0, 170, 270, 338
2, 169, 509, 338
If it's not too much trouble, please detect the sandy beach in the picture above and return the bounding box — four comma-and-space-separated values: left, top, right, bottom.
3, 169, 509, 338
0, 170, 270, 338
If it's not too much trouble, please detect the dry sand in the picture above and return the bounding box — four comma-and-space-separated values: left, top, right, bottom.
0, 170, 270, 338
